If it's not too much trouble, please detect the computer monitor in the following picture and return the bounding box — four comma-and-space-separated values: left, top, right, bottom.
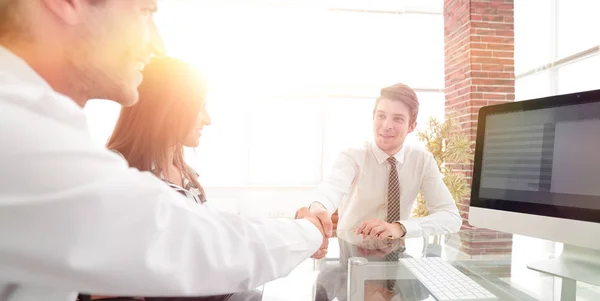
469, 89, 600, 286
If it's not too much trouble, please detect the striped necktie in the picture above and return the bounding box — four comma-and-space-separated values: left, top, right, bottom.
384, 156, 402, 276
386, 157, 400, 223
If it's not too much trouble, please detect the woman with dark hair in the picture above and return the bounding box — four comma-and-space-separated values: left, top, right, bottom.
107, 56, 210, 205
79, 57, 260, 301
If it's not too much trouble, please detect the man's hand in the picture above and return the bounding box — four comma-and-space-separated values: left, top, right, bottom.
355, 219, 405, 240
356, 245, 389, 258
331, 209, 339, 236
356, 237, 405, 258
308, 203, 333, 238
295, 207, 329, 259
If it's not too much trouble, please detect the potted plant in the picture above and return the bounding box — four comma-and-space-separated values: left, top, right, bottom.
412, 116, 473, 218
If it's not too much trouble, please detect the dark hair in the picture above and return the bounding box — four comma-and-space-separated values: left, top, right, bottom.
0, 1, 18, 40
106, 56, 206, 190
373, 83, 419, 124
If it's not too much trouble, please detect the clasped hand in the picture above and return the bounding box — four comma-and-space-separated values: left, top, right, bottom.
355, 219, 404, 240
294, 206, 333, 259
355, 234, 405, 258
294, 209, 405, 259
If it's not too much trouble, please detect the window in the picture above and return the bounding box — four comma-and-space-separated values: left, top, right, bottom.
557, 55, 600, 94
514, 0, 552, 74
326, 11, 444, 89
515, 71, 551, 102
556, 0, 600, 58
188, 93, 445, 187
515, 0, 600, 102
245, 98, 323, 186
85, 2, 446, 191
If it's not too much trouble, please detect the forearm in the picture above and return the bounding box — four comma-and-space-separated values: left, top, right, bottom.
413, 153, 462, 238
400, 209, 462, 238
310, 152, 358, 213
0, 171, 322, 296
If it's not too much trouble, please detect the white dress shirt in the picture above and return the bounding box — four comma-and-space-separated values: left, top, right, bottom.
0, 46, 322, 301
314, 141, 462, 238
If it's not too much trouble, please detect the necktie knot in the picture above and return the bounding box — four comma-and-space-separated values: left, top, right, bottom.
387, 157, 397, 166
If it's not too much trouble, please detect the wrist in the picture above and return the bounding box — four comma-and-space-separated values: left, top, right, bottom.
399, 222, 407, 237
309, 202, 327, 212
295, 207, 310, 219
392, 221, 407, 238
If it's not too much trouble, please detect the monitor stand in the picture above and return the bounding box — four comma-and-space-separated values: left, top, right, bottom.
527, 244, 600, 286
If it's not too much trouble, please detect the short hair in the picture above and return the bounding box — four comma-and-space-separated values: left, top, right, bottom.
373, 83, 420, 124
0, 0, 22, 41
0, 0, 107, 41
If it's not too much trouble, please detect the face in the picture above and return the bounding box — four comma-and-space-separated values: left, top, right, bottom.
70, 0, 163, 106
373, 98, 417, 156
183, 102, 212, 148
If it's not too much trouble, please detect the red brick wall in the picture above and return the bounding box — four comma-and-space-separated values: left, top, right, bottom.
444, 0, 515, 256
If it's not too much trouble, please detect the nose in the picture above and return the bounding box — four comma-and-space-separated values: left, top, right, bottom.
204, 110, 212, 126
383, 118, 393, 129
149, 21, 166, 56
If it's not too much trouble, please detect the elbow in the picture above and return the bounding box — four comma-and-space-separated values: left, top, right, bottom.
449, 209, 462, 234
450, 215, 462, 234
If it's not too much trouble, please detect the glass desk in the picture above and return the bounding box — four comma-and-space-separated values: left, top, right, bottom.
261, 230, 600, 301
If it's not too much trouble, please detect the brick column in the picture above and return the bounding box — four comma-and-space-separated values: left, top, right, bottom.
444, 0, 515, 257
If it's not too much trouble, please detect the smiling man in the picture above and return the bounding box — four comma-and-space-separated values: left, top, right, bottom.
307, 83, 461, 242
0, 1, 328, 301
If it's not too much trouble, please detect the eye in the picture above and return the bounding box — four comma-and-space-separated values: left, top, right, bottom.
376, 114, 385, 120
141, 6, 157, 18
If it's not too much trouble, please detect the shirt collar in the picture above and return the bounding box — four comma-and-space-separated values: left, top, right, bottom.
0, 45, 52, 92
371, 141, 406, 165
0, 45, 88, 128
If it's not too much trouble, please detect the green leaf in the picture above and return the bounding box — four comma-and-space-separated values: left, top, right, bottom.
413, 115, 474, 217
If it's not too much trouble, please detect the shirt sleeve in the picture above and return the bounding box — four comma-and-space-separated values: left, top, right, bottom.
399, 153, 462, 238
310, 150, 358, 213
0, 124, 322, 297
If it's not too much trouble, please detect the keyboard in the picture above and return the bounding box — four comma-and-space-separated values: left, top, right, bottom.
399, 257, 498, 301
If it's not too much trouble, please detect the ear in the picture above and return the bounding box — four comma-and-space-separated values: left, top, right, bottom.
40, 0, 89, 25
408, 121, 417, 133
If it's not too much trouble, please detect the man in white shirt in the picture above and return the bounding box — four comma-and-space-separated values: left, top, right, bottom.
308, 83, 462, 241
0, 1, 328, 301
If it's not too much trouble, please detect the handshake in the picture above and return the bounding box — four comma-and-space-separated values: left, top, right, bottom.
295, 204, 407, 259
294, 204, 333, 259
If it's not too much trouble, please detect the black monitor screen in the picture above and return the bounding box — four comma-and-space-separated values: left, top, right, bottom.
471, 89, 600, 223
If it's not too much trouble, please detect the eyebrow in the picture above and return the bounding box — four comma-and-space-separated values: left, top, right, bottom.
145, 0, 158, 11
376, 110, 407, 117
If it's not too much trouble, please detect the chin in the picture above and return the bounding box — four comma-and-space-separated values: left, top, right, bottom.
376, 139, 398, 151
105, 85, 139, 107
184, 140, 200, 148
120, 89, 140, 107
375, 138, 388, 148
